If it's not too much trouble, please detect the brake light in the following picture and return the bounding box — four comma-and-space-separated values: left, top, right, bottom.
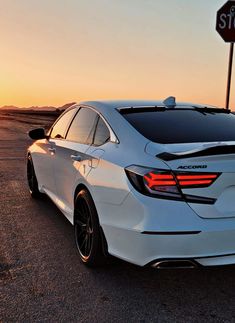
144, 171, 219, 190
125, 165, 220, 202
175, 173, 218, 188
125, 167, 182, 200
144, 173, 176, 187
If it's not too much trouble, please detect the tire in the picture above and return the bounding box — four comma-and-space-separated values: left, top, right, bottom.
74, 189, 107, 267
27, 155, 43, 198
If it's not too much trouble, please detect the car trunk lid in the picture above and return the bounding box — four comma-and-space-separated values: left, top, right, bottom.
146, 141, 235, 219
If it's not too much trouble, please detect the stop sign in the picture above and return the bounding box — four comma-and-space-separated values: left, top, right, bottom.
216, 1, 235, 42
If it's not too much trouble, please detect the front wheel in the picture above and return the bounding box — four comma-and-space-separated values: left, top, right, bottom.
74, 189, 107, 267
27, 155, 43, 198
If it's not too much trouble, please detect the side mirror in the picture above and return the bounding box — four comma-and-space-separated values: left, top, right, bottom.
28, 128, 47, 140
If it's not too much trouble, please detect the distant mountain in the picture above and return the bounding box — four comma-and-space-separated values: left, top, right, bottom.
27, 106, 57, 111
0, 105, 20, 110
0, 102, 76, 111
59, 102, 76, 110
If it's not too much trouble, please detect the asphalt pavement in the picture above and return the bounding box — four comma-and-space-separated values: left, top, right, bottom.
0, 113, 235, 322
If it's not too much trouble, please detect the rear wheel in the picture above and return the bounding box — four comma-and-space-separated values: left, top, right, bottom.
27, 155, 42, 198
74, 189, 107, 267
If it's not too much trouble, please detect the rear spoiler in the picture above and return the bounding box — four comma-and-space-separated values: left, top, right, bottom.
157, 145, 235, 161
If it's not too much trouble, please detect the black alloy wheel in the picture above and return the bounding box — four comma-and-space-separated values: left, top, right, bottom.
75, 198, 93, 259
74, 189, 107, 267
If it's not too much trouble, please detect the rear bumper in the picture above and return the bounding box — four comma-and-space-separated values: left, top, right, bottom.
98, 189, 235, 267
102, 225, 235, 266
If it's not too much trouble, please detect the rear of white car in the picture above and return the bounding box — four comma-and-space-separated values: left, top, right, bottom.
27, 100, 235, 268
115, 104, 235, 267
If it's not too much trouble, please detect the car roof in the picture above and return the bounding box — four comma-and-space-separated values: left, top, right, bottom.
65, 100, 225, 126
64, 99, 226, 131
76, 100, 222, 115
79, 100, 216, 109
63, 99, 227, 148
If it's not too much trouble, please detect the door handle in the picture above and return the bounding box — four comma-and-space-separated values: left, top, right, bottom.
48, 147, 56, 153
71, 154, 82, 162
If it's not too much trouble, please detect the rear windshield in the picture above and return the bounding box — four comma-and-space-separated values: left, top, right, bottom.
121, 109, 235, 144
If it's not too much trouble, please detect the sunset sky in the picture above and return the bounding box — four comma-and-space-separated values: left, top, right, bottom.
0, 0, 234, 109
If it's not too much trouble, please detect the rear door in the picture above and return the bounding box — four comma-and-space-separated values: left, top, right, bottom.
53, 107, 99, 220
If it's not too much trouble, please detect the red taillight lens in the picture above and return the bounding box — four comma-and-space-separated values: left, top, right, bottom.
176, 173, 218, 188
144, 173, 176, 188
143, 171, 181, 198
143, 171, 219, 191
125, 165, 220, 202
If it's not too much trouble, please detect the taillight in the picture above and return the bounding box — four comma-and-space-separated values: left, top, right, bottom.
176, 173, 218, 188
143, 172, 180, 197
125, 165, 220, 202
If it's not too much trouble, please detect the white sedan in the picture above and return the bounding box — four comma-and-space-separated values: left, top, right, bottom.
27, 98, 235, 268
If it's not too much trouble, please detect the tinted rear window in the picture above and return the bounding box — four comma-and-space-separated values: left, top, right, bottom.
122, 109, 235, 144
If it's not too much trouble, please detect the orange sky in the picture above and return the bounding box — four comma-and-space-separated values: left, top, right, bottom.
0, 0, 234, 109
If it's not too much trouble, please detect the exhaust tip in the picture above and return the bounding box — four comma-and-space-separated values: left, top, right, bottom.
151, 259, 197, 269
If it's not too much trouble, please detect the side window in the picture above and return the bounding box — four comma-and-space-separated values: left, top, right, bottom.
93, 117, 110, 146
50, 108, 77, 139
66, 107, 98, 144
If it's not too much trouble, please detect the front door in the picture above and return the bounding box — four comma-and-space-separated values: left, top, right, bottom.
40, 106, 78, 195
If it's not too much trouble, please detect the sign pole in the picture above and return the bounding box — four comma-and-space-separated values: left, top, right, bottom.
216, 1, 235, 110
226, 42, 234, 110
